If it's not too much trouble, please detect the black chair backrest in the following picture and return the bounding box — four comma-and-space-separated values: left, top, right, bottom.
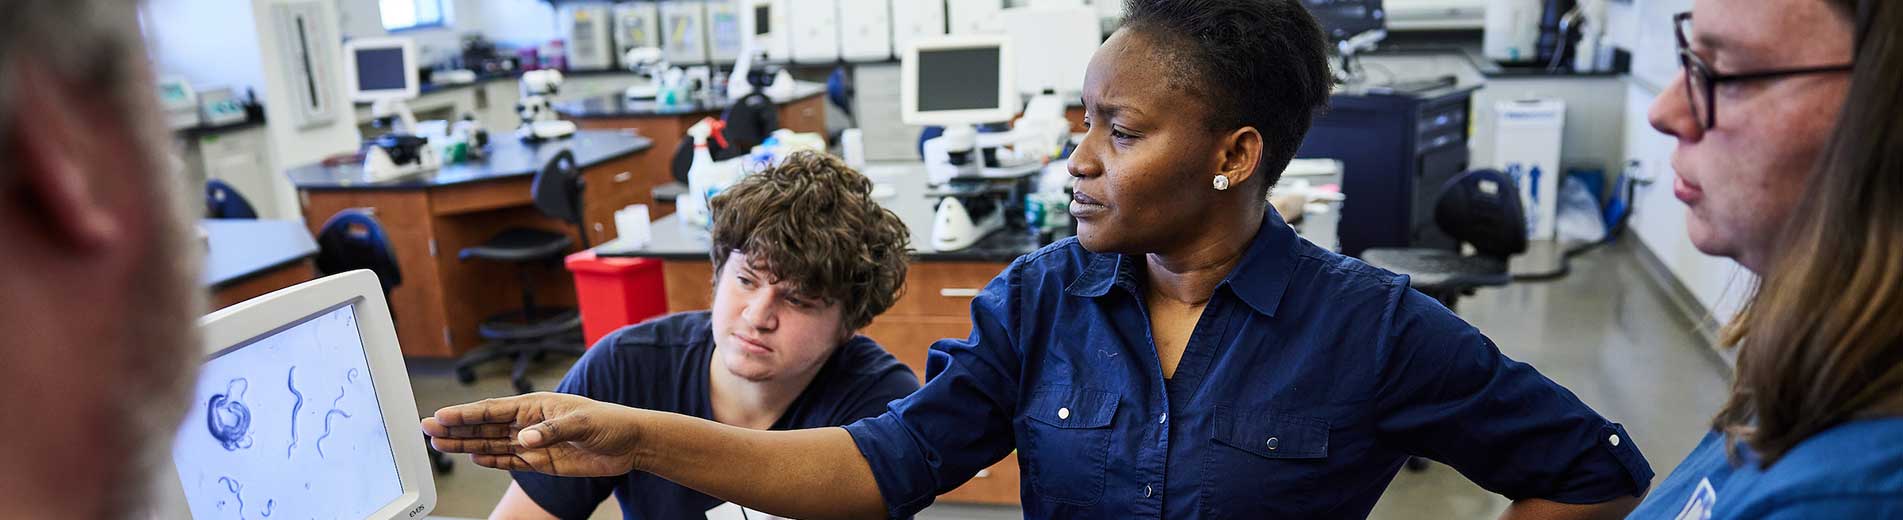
315, 209, 402, 294
1433, 169, 1530, 259
205, 179, 259, 219
531, 149, 589, 247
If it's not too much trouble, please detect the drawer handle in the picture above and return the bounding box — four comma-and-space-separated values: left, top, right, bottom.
613, 171, 633, 183
939, 288, 981, 298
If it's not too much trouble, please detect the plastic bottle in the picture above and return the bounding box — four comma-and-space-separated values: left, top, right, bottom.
679, 118, 718, 230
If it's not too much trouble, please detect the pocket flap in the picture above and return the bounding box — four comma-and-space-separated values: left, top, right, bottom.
1212, 405, 1329, 459
1024, 387, 1119, 429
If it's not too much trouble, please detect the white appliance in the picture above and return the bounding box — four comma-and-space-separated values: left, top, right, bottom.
661, 0, 710, 64
198, 87, 249, 126
706, 0, 744, 63
613, 3, 662, 60
1493, 98, 1566, 240
948, 0, 1005, 34
838, 0, 893, 62
742, 0, 793, 62
269, 0, 339, 129
788, 0, 841, 63
1001, 5, 1099, 96
157, 76, 202, 129
890, 0, 947, 56
1483, 0, 1542, 62
561, 4, 616, 70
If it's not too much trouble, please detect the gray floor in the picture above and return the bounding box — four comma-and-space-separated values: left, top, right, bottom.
411, 240, 1731, 520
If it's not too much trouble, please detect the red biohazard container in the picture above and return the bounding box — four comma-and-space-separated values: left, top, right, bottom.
565, 250, 667, 347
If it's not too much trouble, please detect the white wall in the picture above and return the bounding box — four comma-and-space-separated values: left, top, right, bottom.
143, 0, 268, 95
252, 0, 364, 223
475, 0, 560, 49
334, 0, 488, 64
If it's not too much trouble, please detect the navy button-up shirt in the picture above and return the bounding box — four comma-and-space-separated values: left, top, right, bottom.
844, 212, 1654, 518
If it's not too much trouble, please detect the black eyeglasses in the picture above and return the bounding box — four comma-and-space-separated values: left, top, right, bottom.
1674, 12, 1855, 130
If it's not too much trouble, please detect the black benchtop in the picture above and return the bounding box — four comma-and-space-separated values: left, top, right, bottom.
595, 163, 1045, 263
286, 129, 652, 190
554, 81, 828, 119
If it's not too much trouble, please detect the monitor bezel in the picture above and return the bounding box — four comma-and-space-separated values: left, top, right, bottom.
901, 34, 1020, 127
341, 37, 420, 104
152, 270, 434, 520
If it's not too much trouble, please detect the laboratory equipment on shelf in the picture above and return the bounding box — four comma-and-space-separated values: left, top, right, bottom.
515, 69, 578, 142
901, 34, 1049, 251
156, 271, 438, 519
344, 37, 441, 181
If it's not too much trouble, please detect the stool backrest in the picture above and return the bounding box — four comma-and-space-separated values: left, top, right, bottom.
205, 179, 259, 219
1433, 169, 1530, 259
531, 149, 589, 248
315, 209, 402, 295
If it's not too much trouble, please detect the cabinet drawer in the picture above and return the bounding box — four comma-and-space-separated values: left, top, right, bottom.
860, 315, 972, 381
885, 262, 1009, 317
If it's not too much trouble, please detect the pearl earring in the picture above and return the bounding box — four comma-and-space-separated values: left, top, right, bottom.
1212, 175, 1230, 191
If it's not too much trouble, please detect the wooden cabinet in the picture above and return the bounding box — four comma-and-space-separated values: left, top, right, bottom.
778, 95, 828, 135
580, 152, 646, 247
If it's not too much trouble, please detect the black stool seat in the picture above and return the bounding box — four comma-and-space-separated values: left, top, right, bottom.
477, 308, 582, 341
458, 228, 573, 262
1363, 248, 1510, 293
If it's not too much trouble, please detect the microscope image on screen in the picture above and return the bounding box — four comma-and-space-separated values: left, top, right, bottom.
172, 305, 404, 519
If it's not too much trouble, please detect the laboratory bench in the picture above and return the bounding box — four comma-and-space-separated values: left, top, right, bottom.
552, 81, 831, 219
287, 129, 653, 359
200, 218, 319, 311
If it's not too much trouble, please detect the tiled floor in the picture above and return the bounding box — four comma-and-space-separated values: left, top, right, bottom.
412, 239, 1732, 519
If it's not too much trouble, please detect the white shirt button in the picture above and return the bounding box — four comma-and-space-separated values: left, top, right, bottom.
1058, 407, 1071, 420
1159, 413, 1168, 424
1266, 437, 1280, 451
1609, 434, 1622, 447
1144, 484, 1153, 498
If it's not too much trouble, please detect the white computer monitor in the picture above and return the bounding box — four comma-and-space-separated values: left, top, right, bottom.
342, 37, 420, 103
154, 270, 435, 520
901, 34, 1020, 127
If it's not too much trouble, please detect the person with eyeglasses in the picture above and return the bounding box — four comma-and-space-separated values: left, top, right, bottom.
1629, 0, 1903, 518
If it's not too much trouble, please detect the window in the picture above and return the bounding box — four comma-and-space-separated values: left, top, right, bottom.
379, 0, 447, 31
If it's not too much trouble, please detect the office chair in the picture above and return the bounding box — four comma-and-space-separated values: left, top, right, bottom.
313, 209, 453, 476
452, 150, 588, 394
205, 179, 259, 219
1362, 168, 1529, 312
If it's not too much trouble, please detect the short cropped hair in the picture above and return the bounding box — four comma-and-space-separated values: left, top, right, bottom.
707, 151, 911, 331
1121, 0, 1333, 187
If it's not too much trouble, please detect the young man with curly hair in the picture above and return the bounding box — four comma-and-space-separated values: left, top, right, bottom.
487, 151, 919, 519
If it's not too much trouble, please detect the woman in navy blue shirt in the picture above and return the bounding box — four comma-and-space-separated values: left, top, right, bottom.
425, 1, 1652, 518
1628, 0, 1903, 517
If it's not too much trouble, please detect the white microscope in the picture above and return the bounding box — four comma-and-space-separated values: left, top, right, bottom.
344, 37, 441, 181
516, 69, 578, 142
622, 46, 668, 100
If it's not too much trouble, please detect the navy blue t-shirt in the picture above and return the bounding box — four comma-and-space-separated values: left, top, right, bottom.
512, 311, 921, 520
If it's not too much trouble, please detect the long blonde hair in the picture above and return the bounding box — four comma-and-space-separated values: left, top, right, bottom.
1715, 0, 1903, 466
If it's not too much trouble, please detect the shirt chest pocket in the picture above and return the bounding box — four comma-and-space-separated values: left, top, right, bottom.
1020, 387, 1120, 506
1202, 405, 1331, 516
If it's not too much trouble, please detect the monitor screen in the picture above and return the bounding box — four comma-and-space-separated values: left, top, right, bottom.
916, 47, 1002, 112
171, 302, 403, 520
354, 47, 409, 92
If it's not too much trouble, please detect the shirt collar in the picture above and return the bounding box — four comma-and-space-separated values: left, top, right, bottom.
1065, 211, 1300, 317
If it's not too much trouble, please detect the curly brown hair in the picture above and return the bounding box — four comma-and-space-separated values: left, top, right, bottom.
707, 151, 911, 331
